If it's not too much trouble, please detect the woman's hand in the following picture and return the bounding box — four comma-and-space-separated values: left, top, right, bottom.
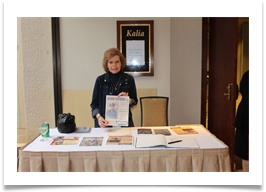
118, 92, 131, 104
98, 116, 109, 128
118, 92, 128, 97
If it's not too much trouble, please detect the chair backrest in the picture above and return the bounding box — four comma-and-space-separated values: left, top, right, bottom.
140, 96, 169, 127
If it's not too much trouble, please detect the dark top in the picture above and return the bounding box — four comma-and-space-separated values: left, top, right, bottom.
234, 70, 249, 160
90, 71, 138, 127
235, 71, 249, 132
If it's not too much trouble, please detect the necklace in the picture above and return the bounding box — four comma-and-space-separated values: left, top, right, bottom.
110, 75, 121, 91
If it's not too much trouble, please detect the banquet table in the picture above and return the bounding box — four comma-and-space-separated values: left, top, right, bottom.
17, 124, 231, 172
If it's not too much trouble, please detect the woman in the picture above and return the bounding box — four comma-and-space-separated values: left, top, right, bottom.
234, 70, 249, 172
90, 48, 138, 128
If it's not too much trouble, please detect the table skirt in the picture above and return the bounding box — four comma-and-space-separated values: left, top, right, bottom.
18, 148, 231, 172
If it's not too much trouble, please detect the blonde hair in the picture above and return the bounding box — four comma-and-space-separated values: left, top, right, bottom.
102, 48, 126, 72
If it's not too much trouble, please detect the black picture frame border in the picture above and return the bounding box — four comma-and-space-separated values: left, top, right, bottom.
117, 20, 154, 77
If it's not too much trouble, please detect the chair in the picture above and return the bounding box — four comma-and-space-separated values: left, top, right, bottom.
140, 96, 169, 127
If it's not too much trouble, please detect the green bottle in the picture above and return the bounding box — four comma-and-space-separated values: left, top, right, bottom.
42, 122, 50, 137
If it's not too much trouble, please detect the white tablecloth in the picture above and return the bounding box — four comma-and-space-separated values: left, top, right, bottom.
23, 125, 226, 152
18, 124, 231, 172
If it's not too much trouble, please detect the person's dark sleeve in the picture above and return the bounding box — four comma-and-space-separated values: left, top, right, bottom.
90, 77, 101, 118
129, 77, 138, 108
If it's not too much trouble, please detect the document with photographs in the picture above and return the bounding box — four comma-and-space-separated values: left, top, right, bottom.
50, 136, 79, 145
153, 129, 171, 136
105, 95, 129, 126
106, 136, 133, 145
171, 126, 198, 134
138, 128, 152, 134
79, 137, 103, 146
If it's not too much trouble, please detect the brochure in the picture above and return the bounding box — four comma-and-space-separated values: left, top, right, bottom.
79, 137, 103, 146
50, 136, 79, 145
153, 129, 171, 136
170, 127, 198, 134
106, 136, 133, 145
137, 128, 152, 134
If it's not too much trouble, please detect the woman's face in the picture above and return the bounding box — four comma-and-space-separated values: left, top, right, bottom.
107, 55, 121, 74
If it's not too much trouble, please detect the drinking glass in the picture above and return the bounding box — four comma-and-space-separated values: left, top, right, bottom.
39, 126, 48, 141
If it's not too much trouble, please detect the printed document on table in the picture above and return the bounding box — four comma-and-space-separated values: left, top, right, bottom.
105, 95, 129, 126
106, 136, 133, 145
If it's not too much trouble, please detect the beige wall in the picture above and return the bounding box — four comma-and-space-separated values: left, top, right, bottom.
17, 17, 203, 142
60, 17, 171, 127
17, 17, 55, 142
60, 17, 202, 127
60, 17, 170, 95
17, 18, 27, 143
170, 17, 202, 125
